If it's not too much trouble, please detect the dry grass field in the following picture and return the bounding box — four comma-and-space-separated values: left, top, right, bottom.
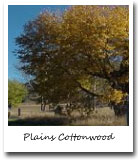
8, 103, 127, 126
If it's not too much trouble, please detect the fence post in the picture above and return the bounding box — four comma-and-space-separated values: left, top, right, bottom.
8, 111, 11, 118
18, 108, 21, 116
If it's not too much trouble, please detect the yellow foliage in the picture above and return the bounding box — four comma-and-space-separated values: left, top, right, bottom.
78, 76, 92, 91
101, 88, 126, 104
110, 89, 124, 104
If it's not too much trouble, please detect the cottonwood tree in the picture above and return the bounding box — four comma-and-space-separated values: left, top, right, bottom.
58, 6, 129, 113
15, 6, 129, 120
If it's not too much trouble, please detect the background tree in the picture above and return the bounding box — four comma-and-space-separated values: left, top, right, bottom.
8, 80, 28, 107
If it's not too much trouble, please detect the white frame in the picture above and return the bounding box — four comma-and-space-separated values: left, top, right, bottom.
4, 0, 133, 152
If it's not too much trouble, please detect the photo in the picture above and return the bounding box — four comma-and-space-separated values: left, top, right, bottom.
8, 5, 129, 126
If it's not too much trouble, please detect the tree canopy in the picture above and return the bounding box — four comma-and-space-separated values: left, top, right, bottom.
15, 6, 129, 108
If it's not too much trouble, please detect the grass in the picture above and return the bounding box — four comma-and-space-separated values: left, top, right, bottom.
70, 107, 127, 126
8, 104, 127, 126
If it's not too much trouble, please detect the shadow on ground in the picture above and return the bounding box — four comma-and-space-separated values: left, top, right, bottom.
8, 116, 70, 126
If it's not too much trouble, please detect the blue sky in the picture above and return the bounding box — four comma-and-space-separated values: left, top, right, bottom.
8, 5, 69, 82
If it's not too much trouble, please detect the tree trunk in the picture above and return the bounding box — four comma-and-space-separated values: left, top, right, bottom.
43, 101, 46, 111
126, 104, 129, 126
41, 96, 44, 111
41, 102, 43, 111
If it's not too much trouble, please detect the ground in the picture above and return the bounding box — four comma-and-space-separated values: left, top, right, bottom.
8, 103, 127, 126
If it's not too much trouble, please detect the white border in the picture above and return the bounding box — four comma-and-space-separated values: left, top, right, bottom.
5, 0, 132, 5
4, 0, 133, 152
